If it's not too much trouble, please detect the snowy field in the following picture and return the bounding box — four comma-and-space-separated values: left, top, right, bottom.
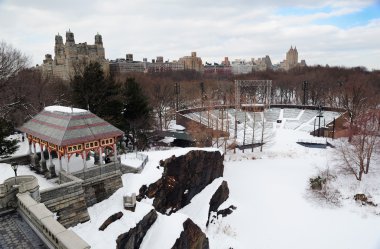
1, 127, 380, 249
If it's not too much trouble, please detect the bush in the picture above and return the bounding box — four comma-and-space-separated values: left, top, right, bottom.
309, 176, 326, 190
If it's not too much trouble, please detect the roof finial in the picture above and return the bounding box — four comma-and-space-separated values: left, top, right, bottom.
71, 106, 73, 113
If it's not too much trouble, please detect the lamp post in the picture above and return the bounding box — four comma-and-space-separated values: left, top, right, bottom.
11, 162, 18, 185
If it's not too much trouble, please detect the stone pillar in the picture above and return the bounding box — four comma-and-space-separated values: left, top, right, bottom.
48, 150, 56, 177
32, 143, 40, 172
40, 145, 47, 174
59, 155, 63, 172
82, 150, 87, 170
66, 155, 70, 174
27, 140, 32, 155
99, 147, 103, 165
113, 143, 117, 163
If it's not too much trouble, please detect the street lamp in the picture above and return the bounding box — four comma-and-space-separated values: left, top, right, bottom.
11, 162, 18, 185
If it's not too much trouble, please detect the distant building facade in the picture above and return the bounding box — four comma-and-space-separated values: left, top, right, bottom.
231, 59, 253, 74
279, 46, 307, 71
252, 55, 273, 71
147, 56, 184, 73
178, 52, 204, 72
109, 54, 147, 74
109, 54, 184, 75
41, 30, 109, 81
204, 57, 232, 76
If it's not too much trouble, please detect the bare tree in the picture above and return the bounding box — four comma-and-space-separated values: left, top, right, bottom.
0, 41, 29, 119
340, 80, 369, 142
0, 41, 29, 86
149, 81, 175, 131
338, 110, 380, 181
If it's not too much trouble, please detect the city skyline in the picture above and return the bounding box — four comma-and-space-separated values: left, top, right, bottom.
1, 0, 380, 70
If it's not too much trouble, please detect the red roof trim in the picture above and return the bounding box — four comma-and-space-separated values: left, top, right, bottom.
67, 122, 110, 130
60, 131, 123, 146
31, 119, 66, 131
21, 127, 123, 146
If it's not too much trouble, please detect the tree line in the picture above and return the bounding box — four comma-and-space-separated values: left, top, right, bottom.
1, 41, 379, 174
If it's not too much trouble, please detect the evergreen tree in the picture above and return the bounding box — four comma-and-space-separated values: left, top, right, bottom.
122, 78, 152, 150
70, 62, 123, 126
0, 118, 19, 158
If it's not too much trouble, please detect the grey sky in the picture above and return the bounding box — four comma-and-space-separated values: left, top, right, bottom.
1, 0, 379, 69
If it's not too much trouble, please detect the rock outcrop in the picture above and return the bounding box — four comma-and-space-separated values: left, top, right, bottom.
207, 181, 229, 226
171, 218, 209, 249
116, 209, 157, 249
217, 205, 237, 217
139, 150, 224, 214
99, 211, 123, 231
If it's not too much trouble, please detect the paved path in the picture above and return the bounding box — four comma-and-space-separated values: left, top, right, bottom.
0, 211, 47, 249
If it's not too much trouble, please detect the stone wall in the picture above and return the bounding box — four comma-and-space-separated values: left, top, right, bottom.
0, 175, 40, 210
41, 165, 124, 227
0, 153, 31, 165
82, 171, 123, 207
40, 179, 90, 228
70, 162, 138, 180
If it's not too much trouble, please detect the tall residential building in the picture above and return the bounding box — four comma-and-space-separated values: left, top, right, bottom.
280, 46, 306, 71
253, 55, 273, 71
178, 52, 204, 72
41, 30, 109, 81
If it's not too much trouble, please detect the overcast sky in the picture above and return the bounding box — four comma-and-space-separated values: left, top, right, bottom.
1, 0, 379, 70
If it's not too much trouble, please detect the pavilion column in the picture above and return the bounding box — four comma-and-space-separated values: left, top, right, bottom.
113, 143, 118, 163
59, 155, 63, 172
66, 155, 70, 174
27, 140, 32, 155
82, 150, 87, 171
32, 143, 41, 171
48, 150, 56, 178
99, 147, 103, 165
40, 145, 47, 174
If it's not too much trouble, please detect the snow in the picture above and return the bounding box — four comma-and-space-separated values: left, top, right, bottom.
219, 157, 380, 249
120, 153, 145, 169
167, 120, 185, 131
159, 136, 175, 144
68, 128, 380, 249
0, 163, 56, 189
44, 105, 87, 113
71, 147, 221, 249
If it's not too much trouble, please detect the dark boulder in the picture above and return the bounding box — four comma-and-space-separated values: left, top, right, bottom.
171, 218, 209, 249
206, 181, 229, 226
99, 211, 123, 231
116, 209, 157, 249
142, 150, 224, 214
217, 205, 237, 217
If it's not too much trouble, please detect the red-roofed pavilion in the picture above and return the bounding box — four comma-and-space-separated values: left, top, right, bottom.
19, 106, 124, 176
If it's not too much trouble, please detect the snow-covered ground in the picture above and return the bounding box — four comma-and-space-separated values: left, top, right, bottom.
1, 126, 380, 249
71, 128, 380, 249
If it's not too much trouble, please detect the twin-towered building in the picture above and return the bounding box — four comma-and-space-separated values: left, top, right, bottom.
41, 31, 306, 80
41, 30, 109, 81
279, 46, 307, 71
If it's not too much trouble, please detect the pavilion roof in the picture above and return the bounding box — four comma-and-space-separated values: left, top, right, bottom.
19, 106, 124, 146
